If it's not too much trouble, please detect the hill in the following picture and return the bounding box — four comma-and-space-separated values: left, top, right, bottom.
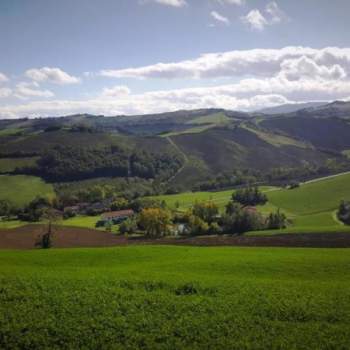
257, 101, 327, 115
0, 102, 350, 195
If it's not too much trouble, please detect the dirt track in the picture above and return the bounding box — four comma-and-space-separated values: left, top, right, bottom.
1, 225, 350, 249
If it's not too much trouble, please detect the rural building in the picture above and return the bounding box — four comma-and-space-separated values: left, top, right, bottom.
100, 209, 134, 224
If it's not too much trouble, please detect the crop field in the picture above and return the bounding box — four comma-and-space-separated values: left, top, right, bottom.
0, 246, 349, 349
0, 175, 55, 207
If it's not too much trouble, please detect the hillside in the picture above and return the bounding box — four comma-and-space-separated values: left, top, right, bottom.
0, 102, 350, 194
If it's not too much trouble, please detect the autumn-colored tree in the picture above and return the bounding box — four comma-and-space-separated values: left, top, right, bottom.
192, 201, 219, 224
138, 208, 172, 237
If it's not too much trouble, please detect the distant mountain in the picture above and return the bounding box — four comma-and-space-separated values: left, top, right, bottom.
257, 102, 328, 115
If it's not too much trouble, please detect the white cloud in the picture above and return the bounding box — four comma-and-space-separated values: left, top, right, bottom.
241, 2, 288, 31
100, 85, 131, 98
210, 11, 230, 25
0, 88, 12, 98
99, 47, 350, 81
215, 0, 245, 5
1, 47, 350, 118
241, 9, 268, 31
1, 74, 349, 118
142, 0, 187, 7
25, 67, 80, 85
0, 72, 8, 83
14, 82, 54, 100
266, 1, 287, 24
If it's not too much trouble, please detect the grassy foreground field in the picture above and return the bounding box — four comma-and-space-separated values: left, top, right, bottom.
0, 175, 55, 207
0, 246, 349, 349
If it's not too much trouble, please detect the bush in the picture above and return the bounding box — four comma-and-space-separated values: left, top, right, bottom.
184, 215, 209, 236
338, 200, 350, 225
289, 181, 300, 189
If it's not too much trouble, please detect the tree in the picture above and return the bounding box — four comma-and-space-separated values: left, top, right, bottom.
184, 214, 209, 236
192, 201, 219, 224
36, 207, 62, 249
232, 186, 267, 206
222, 208, 265, 234
111, 197, 129, 211
138, 208, 172, 237
225, 201, 241, 216
0, 199, 15, 218
266, 209, 287, 229
19, 197, 51, 222
119, 217, 138, 235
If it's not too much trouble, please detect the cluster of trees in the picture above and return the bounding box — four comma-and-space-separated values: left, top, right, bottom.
338, 200, 350, 225
24, 145, 182, 183
232, 186, 268, 206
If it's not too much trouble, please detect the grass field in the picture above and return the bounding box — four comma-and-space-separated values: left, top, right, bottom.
0, 246, 349, 349
150, 186, 277, 211
0, 157, 38, 173
0, 175, 55, 207
153, 173, 350, 235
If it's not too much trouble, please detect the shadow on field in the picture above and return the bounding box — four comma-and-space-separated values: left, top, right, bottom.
1, 225, 350, 249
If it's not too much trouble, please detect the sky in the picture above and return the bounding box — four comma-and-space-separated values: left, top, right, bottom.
0, 0, 350, 118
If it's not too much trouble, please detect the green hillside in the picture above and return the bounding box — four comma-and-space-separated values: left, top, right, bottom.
0, 175, 55, 207
1, 246, 350, 349
268, 173, 350, 215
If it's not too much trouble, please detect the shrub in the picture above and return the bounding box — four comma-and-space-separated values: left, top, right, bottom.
338, 200, 350, 225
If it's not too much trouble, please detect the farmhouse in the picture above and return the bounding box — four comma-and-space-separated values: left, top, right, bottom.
100, 209, 134, 224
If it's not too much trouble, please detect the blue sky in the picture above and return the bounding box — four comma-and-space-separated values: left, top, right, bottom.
0, 0, 350, 117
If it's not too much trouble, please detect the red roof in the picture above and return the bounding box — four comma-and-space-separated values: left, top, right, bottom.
101, 210, 134, 219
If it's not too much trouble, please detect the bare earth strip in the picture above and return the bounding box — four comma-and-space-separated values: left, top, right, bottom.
1, 225, 350, 249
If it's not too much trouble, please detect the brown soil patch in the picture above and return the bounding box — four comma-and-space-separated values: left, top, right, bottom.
1, 225, 350, 249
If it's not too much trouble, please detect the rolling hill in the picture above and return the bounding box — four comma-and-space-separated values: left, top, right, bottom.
0, 101, 349, 195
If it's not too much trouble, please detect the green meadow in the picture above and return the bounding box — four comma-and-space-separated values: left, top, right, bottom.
0, 246, 349, 349
154, 173, 350, 235
0, 175, 55, 207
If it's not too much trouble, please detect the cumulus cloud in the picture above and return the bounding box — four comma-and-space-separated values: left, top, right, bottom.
141, 0, 187, 7
210, 11, 230, 25
241, 9, 268, 31
0, 72, 8, 83
1, 47, 350, 118
1, 74, 349, 118
14, 82, 54, 100
25, 67, 80, 85
99, 47, 350, 81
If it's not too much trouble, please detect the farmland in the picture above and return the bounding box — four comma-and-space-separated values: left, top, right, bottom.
0, 246, 349, 349
155, 172, 350, 235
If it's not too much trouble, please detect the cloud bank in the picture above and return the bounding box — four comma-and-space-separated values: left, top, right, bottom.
1, 47, 349, 118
